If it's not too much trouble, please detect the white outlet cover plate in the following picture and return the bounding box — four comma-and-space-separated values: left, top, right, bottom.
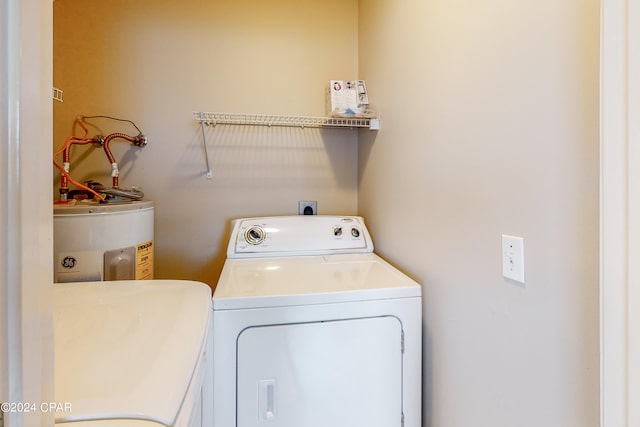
502, 234, 525, 283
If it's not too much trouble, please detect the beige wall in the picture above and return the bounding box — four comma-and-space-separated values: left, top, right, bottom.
54, 0, 601, 425
358, 0, 599, 426
53, 0, 359, 287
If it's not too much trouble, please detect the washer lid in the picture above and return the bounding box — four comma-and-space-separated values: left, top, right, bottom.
213, 253, 421, 310
53, 280, 211, 426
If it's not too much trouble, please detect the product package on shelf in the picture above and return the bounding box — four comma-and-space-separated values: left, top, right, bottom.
328, 80, 374, 118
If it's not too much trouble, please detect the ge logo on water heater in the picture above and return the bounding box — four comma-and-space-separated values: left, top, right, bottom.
61, 256, 77, 269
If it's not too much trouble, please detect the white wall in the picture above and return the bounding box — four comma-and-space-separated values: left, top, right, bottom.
358, 1, 600, 426
53, 0, 360, 288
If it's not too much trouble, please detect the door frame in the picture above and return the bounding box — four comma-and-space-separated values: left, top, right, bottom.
600, 0, 640, 426
1, 0, 54, 425
2, 1, 637, 426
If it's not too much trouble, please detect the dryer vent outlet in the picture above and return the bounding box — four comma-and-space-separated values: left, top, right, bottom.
298, 201, 317, 215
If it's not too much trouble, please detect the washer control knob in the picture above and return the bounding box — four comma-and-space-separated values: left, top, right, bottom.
333, 226, 343, 237
351, 227, 360, 238
244, 226, 266, 245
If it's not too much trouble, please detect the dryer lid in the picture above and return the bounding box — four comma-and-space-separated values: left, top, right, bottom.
213, 253, 421, 310
53, 280, 211, 426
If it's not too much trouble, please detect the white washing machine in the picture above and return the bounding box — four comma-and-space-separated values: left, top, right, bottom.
54, 280, 213, 427
212, 216, 422, 427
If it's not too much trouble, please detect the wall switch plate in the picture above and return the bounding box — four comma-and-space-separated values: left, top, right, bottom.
298, 201, 317, 215
502, 234, 525, 283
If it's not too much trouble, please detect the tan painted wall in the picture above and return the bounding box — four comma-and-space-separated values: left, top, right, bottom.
54, 0, 600, 424
53, 0, 359, 287
358, 0, 600, 426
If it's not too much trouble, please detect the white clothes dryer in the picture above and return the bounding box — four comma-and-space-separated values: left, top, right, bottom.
212, 216, 422, 427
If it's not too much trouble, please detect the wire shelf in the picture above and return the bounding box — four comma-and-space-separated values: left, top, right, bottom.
193, 112, 378, 129
193, 110, 380, 179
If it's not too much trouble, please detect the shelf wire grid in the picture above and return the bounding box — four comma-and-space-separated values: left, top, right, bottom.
193, 112, 372, 129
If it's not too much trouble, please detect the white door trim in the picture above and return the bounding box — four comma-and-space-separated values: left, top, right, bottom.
600, 0, 640, 425
1, 0, 54, 425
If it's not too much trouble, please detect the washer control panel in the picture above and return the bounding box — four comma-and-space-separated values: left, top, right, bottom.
229, 216, 373, 258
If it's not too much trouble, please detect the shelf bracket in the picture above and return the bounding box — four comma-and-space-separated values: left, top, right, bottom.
52, 87, 64, 102
198, 112, 213, 179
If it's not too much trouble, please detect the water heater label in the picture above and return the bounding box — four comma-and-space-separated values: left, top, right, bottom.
136, 240, 154, 280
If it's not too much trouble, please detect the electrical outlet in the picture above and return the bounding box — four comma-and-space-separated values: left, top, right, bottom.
502, 234, 525, 283
298, 201, 317, 215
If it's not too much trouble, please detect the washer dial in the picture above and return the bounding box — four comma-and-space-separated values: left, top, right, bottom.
244, 226, 266, 245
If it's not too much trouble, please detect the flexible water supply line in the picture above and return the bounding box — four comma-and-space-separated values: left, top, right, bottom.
53, 160, 106, 202
54, 117, 147, 202
59, 136, 102, 198
54, 117, 105, 201
100, 187, 145, 200
102, 133, 147, 188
